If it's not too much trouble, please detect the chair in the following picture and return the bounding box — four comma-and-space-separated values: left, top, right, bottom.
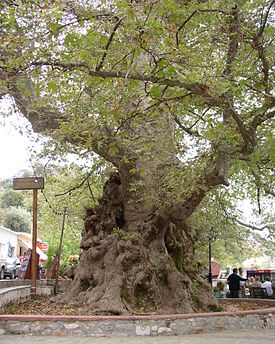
250, 287, 268, 299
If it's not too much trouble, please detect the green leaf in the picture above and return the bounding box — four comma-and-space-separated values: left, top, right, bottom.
150, 85, 162, 98
109, 145, 119, 156
269, 148, 275, 164
64, 33, 78, 46
47, 81, 57, 93
47, 22, 60, 37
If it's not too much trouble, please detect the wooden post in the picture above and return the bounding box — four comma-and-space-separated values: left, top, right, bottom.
13, 177, 44, 297
31, 189, 38, 298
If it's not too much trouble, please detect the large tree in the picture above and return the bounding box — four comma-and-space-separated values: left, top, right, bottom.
0, 0, 274, 314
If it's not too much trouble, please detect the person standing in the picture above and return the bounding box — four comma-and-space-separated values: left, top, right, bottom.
238, 267, 244, 277
238, 267, 246, 297
227, 268, 248, 298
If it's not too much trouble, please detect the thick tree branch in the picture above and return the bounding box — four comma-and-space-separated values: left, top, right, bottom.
168, 145, 231, 225
224, 6, 240, 76
11, 79, 63, 132
250, 108, 275, 131
222, 97, 256, 154
221, 6, 259, 154
8, 74, 137, 171
32, 60, 221, 107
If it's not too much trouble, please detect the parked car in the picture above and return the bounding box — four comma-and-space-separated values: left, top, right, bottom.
0, 258, 7, 279
4, 258, 21, 279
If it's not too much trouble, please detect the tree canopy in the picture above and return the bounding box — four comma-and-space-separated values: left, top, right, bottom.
1, 0, 274, 244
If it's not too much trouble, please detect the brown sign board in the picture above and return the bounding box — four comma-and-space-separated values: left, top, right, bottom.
19, 250, 39, 280
13, 177, 44, 190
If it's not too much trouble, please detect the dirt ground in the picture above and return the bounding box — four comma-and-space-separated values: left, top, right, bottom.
1, 295, 273, 316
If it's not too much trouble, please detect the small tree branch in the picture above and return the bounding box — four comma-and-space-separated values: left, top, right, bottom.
176, 9, 227, 46
55, 172, 93, 197
257, 187, 261, 214
258, 0, 275, 37
251, 169, 275, 198
252, 1, 274, 92
96, 17, 124, 72
236, 219, 275, 232
87, 180, 96, 202
176, 11, 197, 46
173, 115, 200, 137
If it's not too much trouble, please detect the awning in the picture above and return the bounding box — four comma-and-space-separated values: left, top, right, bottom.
19, 240, 48, 261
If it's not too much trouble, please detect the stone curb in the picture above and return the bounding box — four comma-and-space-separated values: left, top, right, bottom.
0, 298, 274, 337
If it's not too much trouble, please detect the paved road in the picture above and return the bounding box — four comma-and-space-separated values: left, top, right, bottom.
1, 329, 275, 344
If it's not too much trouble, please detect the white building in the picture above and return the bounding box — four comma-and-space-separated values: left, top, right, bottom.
0, 226, 47, 261
0, 225, 18, 259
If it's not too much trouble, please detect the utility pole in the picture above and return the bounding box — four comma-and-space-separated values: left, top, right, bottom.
208, 235, 213, 286
54, 207, 67, 295
208, 227, 217, 287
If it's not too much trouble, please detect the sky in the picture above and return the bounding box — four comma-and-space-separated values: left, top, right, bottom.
0, 120, 32, 179
0, 99, 34, 179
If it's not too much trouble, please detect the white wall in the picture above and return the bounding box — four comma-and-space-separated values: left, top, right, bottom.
0, 226, 18, 259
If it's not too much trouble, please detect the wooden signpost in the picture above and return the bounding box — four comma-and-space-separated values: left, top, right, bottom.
13, 177, 44, 298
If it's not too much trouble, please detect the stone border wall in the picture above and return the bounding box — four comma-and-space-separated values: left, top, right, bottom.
0, 280, 71, 309
0, 285, 53, 308
0, 279, 71, 291
0, 303, 274, 337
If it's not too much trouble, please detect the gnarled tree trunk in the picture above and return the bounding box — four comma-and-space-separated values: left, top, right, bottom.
68, 172, 216, 315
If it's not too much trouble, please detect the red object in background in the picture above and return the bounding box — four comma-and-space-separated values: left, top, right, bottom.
18, 256, 24, 263
37, 242, 49, 252
212, 262, 221, 278
247, 269, 275, 283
